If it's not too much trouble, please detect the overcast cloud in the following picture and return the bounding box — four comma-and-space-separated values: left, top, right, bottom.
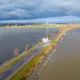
0, 0, 80, 23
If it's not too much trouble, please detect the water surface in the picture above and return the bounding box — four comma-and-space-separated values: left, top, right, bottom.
37, 28, 80, 80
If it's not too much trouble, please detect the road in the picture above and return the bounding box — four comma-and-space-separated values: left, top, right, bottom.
0, 28, 62, 80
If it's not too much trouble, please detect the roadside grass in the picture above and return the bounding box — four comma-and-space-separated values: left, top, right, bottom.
11, 55, 41, 80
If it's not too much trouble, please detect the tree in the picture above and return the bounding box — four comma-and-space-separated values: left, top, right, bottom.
14, 48, 19, 56
25, 45, 30, 51
38, 39, 42, 44
47, 34, 51, 38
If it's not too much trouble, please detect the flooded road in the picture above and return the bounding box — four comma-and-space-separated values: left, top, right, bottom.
30, 28, 80, 80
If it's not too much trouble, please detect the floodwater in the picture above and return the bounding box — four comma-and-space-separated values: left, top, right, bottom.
0, 28, 57, 64
36, 28, 80, 80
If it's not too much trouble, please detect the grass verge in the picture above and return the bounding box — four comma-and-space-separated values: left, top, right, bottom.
11, 55, 41, 80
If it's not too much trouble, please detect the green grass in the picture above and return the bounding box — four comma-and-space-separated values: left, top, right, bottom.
11, 55, 41, 80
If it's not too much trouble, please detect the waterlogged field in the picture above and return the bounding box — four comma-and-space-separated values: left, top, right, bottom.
0, 28, 58, 64
29, 28, 80, 80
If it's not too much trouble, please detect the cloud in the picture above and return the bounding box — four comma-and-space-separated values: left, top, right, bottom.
1, 16, 80, 23
0, 0, 80, 22
8, 8, 33, 19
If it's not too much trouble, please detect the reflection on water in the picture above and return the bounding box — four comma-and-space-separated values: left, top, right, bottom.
37, 28, 80, 80
0, 28, 57, 64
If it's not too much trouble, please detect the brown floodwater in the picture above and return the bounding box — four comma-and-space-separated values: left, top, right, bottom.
37, 28, 80, 80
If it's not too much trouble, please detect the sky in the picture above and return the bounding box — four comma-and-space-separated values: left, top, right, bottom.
0, 0, 80, 23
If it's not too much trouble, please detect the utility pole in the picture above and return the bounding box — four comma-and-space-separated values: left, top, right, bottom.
46, 19, 49, 38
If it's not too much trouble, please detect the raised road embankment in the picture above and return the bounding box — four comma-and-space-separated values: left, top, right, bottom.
10, 28, 70, 80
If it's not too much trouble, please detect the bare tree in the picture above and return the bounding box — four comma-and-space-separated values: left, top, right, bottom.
47, 34, 51, 38
14, 48, 19, 56
25, 45, 30, 51
38, 39, 42, 44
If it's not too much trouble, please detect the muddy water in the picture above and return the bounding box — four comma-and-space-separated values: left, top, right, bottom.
36, 28, 80, 80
